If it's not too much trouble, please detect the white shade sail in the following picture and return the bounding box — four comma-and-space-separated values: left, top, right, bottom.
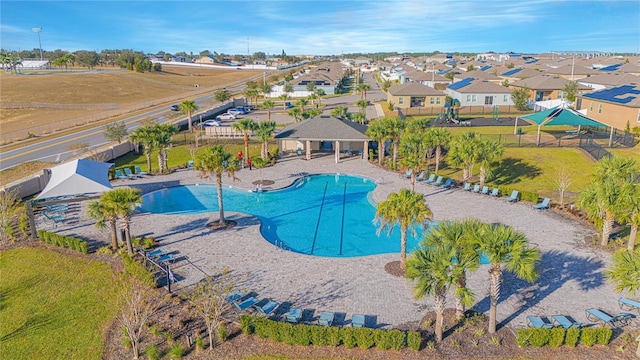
35, 159, 114, 200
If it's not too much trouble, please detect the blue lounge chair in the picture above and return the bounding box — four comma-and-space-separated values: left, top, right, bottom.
156, 254, 174, 264
123, 167, 137, 178
619, 297, 640, 314
42, 210, 66, 224
401, 169, 413, 179
225, 292, 244, 303
115, 169, 128, 179
533, 198, 551, 210
552, 315, 582, 329
135, 166, 148, 176
146, 249, 166, 258
471, 184, 481, 193
489, 188, 500, 197
318, 311, 334, 326
505, 190, 519, 203
234, 297, 258, 311
422, 174, 436, 184
462, 183, 472, 191
526, 316, 554, 329
585, 308, 632, 327
431, 175, 444, 186
480, 186, 489, 195
439, 178, 454, 189
285, 308, 302, 323
415, 171, 426, 182
254, 300, 279, 316
351, 314, 365, 328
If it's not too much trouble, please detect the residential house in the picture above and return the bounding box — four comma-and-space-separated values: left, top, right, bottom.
400, 69, 450, 89
446, 78, 514, 111
544, 63, 600, 80
290, 61, 345, 95
195, 56, 215, 64
354, 56, 371, 67
455, 70, 502, 84
509, 74, 591, 102
578, 73, 640, 91
577, 84, 640, 130
387, 82, 446, 112
499, 68, 542, 83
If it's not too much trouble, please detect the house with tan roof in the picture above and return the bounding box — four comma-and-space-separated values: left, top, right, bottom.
509, 74, 592, 102
454, 70, 502, 84
387, 82, 446, 110
446, 78, 514, 109
499, 68, 542, 83
543, 64, 600, 80
290, 62, 345, 94
576, 84, 640, 130
578, 73, 640, 91
400, 69, 450, 89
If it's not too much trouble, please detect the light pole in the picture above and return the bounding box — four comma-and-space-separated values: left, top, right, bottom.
32, 27, 43, 60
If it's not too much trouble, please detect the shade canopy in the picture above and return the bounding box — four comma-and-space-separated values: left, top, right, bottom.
35, 159, 114, 200
519, 106, 606, 127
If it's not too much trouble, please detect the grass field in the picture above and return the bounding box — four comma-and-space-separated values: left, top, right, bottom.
0, 247, 121, 360
0, 65, 262, 134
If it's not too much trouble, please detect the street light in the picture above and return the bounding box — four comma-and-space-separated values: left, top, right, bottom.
32, 27, 43, 60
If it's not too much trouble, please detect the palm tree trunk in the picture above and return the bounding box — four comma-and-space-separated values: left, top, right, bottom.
479, 167, 487, 187
400, 224, 408, 269
392, 140, 399, 169
216, 173, 225, 226
146, 152, 152, 173
435, 146, 442, 173
157, 152, 164, 173
109, 218, 118, 251
628, 223, 637, 251
243, 134, 250, 166
601, 213, 614, 246
377, 143, 384, 166
455, 276, 466, 321
124, 220, 134, 254
434, 292, 446, 342
489, 265, 501, 334
188, 112, 193, 132
463, 167, 470, 181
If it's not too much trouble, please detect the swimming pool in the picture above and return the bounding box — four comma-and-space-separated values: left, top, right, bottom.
140, 174, 424, 257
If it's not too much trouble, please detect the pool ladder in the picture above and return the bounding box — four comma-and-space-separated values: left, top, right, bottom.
274, 239, 290, 251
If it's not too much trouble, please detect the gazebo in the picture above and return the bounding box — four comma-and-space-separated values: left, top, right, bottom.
516, 106, 610, 146
275, 115, 371, 163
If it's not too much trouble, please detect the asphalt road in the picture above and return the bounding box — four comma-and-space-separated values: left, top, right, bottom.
0, 71, 383, 171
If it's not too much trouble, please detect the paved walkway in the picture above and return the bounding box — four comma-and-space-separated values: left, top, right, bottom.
51, 154, 636, 330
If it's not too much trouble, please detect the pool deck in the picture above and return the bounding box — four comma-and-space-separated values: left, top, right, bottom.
52, 153, 637, 330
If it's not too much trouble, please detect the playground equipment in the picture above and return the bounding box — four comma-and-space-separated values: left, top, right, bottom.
492, 105, 499, 122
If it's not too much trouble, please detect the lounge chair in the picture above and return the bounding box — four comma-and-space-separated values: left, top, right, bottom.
156, 254, 174, 264
462, 183, 472, 191
439, 178, 454, 189
489, 188, 499, 197
254, 300, 279, 316
431, 176, 444, 186
552, 315, 582, 329
618, 297, 640, 314
585, 308, 632, 328
123, 167, 137, 178
42, 210, 66, 224
146, 248, 167, 258
526, 316, 554, 329
504, 190, 519, 203
415, 171, 426, 182
115, 169, 128, 180
225, 292, 244, 303
480, 186, 489, 195
233, 297, 258, 311
351, 314, 365, 328
471, 184, 481, 193
422, 174, 436, 185
285, 308, 302, 323
135, 166, 148, 176
401, 169, 413, 179
318, 311, 334, 326
533, 198, 551, 210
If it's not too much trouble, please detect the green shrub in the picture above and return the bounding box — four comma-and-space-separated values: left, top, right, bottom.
407, 331, 421, 351
596, 327, 612, 345
581, 327, 597, 347
293, 324, 311, 346
280, 323, 296, 345
253, 317, 269, 339
529, 328, 551, 348
218, 323, 228, 342
388, 329, 406, 350
374, 329, 392, 350
326, 327, 341, 347
548, 327, 565, 348
520, 190, 539, 203
5, 223, 15, 241
195, 337, 204, 351
240, 315, 253, 335
310, 326, 327, 346
355, 328, 375, 349
341, 328, 357, 349
19, 214, 29, 237
167, 344, 183, 359
145, 345, 161, 360
143, 237, 156, 249
121, 252, 155, 287
565, 328, 580, 347
516, 328, 531, 347
97, 246, 113, 254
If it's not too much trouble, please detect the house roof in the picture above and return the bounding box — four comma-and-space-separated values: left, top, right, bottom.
274, 115, 370, 141
581, 85, 640, 107
545, 64, 600, 76
388, 82, 446, 96
460, 70, 502, 81
448, 78, 512, 94
510, 74, 591, 91
578, 73, 640, 87
403, 69, 449, 82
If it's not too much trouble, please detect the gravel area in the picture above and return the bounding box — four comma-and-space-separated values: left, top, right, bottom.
49, 152, 638, 331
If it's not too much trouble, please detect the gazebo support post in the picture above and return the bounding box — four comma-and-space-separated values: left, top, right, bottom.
536, 125, 541, 147
363, 141, 369, 160
513, 117, 519, 135
608, 127, 614, 147
306, 140, 311, 160
335, 141, 340, 163
26, 200, 38, 239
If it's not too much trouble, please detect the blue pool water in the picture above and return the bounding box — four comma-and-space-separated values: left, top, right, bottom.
140, 174, 425, 257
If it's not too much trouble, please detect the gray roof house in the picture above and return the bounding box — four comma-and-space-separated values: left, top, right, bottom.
446, 78, 514, 107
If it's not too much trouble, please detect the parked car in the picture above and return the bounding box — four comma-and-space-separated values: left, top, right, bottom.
285, 102, 293, 108
243, 105, 254, 112
228, 108, 246, 115
202, 120, 221, 127
216, 112, 236, 121
170, 104, 179, 111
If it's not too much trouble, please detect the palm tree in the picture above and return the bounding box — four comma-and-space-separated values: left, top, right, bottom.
261, 83, 272, 99
472, 223, 540, 333
101, 187, 142, 254
231, 118, 258, 166
296, 99, 308, 113
130, 125, 156, 173
425, 127, 452, 174
255, 120, 276, 159
448, 132, 481, 181
355, 99, 368, 123
399, 130, 427, 191
605, 249, 640, 297
287, 107, 302, 123
315, 88, 325, 107
252, 156, 268, 184
179, 100, 198, 132
305, 82, 316, 94
87, 200, 119, 251
356, 83, 372, 100
197, 146, 234, 227
477, 138, 504, 187
406, 243, 455, 342
261, 100, 275, 121
244, 88, 259, 107
152, 124, 178, 173
388, 116, 405, 170
331, 106, 348, 120
307, 93, 318, 108
621, 182, 640, 251
366, 118, 389, 166
279, 94, 289, 111
374, 188, 432, 269
578, 157, 638, 246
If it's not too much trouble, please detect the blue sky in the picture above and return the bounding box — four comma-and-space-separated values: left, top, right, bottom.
2, 1, 639, 55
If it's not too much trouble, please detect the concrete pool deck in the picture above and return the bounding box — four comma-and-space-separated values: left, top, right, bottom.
52, 153, 637, 330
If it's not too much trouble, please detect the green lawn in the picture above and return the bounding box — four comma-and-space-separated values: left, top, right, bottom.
0, 247, 121, 360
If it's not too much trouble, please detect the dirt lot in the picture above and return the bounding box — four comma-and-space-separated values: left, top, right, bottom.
0, 65, 262, 135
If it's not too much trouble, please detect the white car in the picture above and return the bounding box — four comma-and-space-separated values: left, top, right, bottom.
216, 113, 236, 121
202, 120, 221, 127
227, 109, 245, 116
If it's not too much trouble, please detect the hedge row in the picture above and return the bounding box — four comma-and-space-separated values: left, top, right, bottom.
240, 315, 421, 351
496, 186, 539, 203
121, 252, 156, 287
37, 229, 88, 254
516, 327, 612, 348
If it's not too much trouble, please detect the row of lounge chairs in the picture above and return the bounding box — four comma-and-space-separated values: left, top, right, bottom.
463, 183, 500, 197
403, 170, 455, 189
115, 166, 148, 180
527, 297, 639, 329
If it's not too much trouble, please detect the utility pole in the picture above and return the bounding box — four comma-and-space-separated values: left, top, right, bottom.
32, 27, 43, 60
